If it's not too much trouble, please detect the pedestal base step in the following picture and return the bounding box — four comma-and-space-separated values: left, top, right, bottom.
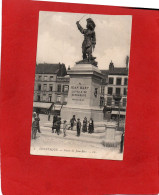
102, 141, 118, 147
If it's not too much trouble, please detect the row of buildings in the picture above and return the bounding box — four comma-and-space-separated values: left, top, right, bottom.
33, 61, 128, 117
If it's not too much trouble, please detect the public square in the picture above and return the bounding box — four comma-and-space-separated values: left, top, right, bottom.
30, 114, 123, 160
30, 12, 129, 160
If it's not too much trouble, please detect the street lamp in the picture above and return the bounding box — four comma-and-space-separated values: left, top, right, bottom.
113, 94, 122, 129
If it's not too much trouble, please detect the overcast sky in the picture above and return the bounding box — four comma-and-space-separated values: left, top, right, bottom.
36, 11, 132, 69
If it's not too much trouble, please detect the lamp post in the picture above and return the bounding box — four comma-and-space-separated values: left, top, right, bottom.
113, 94, 122, 129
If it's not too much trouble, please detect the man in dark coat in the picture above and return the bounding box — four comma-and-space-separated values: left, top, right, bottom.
103, 105, 107, 119
32, 113, 39, 139
36, 113, 41, 133
52, 114, 58, 133
70, 115, 76, 130
120, 131, 125, 153
56, 117, 61, 135
77, 118, 81, 137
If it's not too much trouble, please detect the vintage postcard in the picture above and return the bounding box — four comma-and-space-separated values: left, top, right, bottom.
30, 11, 132, 160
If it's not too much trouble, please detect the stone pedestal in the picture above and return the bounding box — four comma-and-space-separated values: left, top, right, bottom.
104, 124, 117, 147
61, 63, 104, 122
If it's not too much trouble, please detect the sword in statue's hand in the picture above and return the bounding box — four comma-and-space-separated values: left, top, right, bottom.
78, 14, 88, 22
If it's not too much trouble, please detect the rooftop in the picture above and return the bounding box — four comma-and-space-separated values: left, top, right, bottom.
108, 61, 128, 75
35, 63, 67, 76
109, 67, 128, 75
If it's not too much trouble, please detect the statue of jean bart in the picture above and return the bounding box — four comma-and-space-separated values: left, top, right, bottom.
76, 18, 97, 67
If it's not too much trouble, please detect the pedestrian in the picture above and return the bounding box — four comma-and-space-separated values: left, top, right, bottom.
63, 120, 67, 137
70, 115, 76, 130
120, 131, 125, 153
76, 118, 81, 137
36, 113, 41, 133
32, 113, 39, 139
103, 105, 107, 119
56, 117, 61, 135
82, 117, 87, 133
48, 111, 51, 121
52, 113, 58, 133
88, 118, 94, 134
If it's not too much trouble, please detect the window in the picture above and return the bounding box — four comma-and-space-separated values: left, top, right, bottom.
57, 95, 61, 103
94, 88, 98, 98
107, 97, 112, 106
38, 75, 42, 81
63, 85, 69, 92
43, 94, 46, 101
49, 85, 53, 91
109, 77, 114, 84
123, 88, 127, 96
123, 98, 127, 107
49, 95, 52, 102
38, 84, 41, 91
43, 84, 47, 91
63, 96, 68, 103
116, 88, 121, 95
100, 97, 105, 107
50, 76, 54, 81
44, 76, 47, 81
57, 84, 61, 92
37, 95, 40, 101
116, 78, 122, 85
108, 87, 113, 95
101, 86, 105, 95
124, 78, 128, 85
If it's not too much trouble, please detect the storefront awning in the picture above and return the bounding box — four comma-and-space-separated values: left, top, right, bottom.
111, 111, 126, 115
33, 102, 52, 109
53, 104, 63, 111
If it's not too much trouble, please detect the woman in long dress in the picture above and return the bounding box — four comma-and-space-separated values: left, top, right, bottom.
88, 118, 94, 134
82, 117, 87, 133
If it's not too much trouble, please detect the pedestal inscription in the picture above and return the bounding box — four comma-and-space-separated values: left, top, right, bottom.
70, 84, 90, 103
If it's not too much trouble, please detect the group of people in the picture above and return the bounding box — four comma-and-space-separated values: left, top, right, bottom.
52, 114, 94, 137
32, 112, 95, 139
32, 112, 41, 139
69, 115, 94, 136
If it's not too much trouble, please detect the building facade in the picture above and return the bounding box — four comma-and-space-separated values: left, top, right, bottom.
33, 61, 128, 117
34, 73, 57, 103
103, 61, 128, 117
55, 75, 70, 105
33, 63, 68, 113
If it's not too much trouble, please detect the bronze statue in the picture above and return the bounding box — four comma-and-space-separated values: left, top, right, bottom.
76, 18, 97, 66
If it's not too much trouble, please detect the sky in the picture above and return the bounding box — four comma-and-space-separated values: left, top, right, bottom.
36, 11, 132, 69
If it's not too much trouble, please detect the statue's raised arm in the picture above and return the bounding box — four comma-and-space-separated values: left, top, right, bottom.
76, 18, 97, 66
76, 21, 85, 34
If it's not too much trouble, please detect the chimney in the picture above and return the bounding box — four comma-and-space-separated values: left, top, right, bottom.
109, 60, 114, 71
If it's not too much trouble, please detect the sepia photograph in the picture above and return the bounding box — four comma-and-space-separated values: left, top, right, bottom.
30, 11, 132, 160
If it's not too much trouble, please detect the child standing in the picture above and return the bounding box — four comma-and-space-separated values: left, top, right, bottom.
63, 120, 67, 137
